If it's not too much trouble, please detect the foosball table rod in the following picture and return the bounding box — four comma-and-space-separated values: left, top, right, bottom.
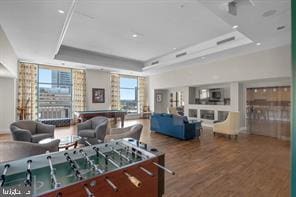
139, 166, 154, 176
24, 160, 32, 187
92, 147, 120, 168
123, 171, 142, 188
152, 162, 175, 175
112, 147, 131, 163
79, 149, 104, 174
105, 177, 119, 192
0, 164, 9, 187
118, 144, 148, 160
83, 184, 95, 197
47, 156, 61, 188
64, 153, 84, 180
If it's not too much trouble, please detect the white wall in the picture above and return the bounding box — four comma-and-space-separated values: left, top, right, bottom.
0, 26, 18, 77
0, 25, 18, 132
148, 46, 291, 112
185, 82, 239, 127
0, 77, 16, 132
154, 89, 169, 113
85, 69, 111, 110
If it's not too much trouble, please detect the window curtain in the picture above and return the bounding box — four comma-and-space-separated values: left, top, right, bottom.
111, 74, 120, 110
138, 77, 146, 113
17, 62, 38, 120
72, 69, 86, 118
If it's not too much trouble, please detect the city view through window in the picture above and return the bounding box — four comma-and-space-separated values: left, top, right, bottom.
120, 77, 138, 113
38, 67, 72, 120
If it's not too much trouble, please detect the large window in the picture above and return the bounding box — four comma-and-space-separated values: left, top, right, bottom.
38, 66, 72, 119
120, 76, 138, 113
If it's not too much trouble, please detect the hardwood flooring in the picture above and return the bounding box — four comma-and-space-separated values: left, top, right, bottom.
0, 119, 290, 197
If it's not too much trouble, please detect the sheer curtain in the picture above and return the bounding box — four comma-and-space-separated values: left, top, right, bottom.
138, 77, 146, 113
72, 69, 86, 119
111, 74, 120, 110
17, 62, 38, 120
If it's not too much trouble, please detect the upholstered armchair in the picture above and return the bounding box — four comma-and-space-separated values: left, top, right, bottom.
77, 116, 108, 145
10, 120, 55, 143
0, 139, 60, 163
213, 112, 240, 139
104, 124, 143, 142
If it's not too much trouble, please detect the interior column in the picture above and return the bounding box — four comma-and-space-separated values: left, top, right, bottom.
291, 0, 296, 195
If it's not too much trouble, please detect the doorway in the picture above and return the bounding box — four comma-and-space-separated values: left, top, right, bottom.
246, 86, 291, 139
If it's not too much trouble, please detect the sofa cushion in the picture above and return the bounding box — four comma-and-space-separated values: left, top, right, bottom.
172, 115, 188, 125
79, 129, 96, 138
31, 133, 53, 143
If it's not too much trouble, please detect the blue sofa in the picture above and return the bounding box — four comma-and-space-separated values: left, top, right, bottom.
150, 113, 200, 140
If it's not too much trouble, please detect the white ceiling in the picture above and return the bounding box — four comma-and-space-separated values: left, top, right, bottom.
64, 0, 233, 61
0, 0, 73, 60
0, 0, 291, 75
200, 0, 290, 48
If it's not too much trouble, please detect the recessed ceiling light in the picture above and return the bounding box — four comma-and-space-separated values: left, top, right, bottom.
132, 34, 138, 38
256, 42, 261, 46
232, 25, 239, 29
173, 47, 177, 50
58, 10, 65, 14
277, 25, 286, 30
262, 10, 276, 17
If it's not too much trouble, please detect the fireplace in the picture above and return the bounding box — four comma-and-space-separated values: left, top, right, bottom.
200, 110, 215, 120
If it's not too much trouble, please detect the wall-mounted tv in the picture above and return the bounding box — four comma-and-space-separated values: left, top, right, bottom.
209, 88, 223, 101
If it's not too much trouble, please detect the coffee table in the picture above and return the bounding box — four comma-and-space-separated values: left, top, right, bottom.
39, 135, 81, 150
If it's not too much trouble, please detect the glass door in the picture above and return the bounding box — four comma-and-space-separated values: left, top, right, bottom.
246, 86, 291, 139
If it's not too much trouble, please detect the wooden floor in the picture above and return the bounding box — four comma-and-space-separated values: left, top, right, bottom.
0, 119, 290, 197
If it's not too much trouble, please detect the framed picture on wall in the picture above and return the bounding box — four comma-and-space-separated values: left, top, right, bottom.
156, 93, 162, 103
92, 88, 105, 103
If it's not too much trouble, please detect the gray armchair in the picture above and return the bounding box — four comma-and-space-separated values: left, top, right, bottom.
77, 116, 108, 145
104, 124, 143, 142
0, 139, 60, 163
10, 120, 55, 143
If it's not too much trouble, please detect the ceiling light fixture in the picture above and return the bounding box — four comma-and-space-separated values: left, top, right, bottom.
256, 42, 261, 46
232, 25, 239, 29
173, 47, 177, 50
58, 10, 65, 14
132, 34, 138, 38
262, 10, 277, 17
277, 25, 286, 30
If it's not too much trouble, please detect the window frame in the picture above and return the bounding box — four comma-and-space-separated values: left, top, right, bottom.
37, 66, 73, 120
119, 75, 139, 114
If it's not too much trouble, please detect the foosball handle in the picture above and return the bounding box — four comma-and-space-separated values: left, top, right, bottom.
105, 177, 119, 192
83, 185, 95, 197
124, 172, 142, 188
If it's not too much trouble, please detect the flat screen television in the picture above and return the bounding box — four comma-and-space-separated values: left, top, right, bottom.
209, 89, 223, 101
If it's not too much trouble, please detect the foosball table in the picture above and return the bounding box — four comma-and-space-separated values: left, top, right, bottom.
0, 138, 175, 197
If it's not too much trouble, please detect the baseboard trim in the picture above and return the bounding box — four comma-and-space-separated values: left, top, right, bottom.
0, 129, 10, 134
